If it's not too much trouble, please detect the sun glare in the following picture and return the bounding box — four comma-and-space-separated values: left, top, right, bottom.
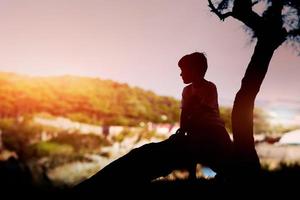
2, 66, 89, 78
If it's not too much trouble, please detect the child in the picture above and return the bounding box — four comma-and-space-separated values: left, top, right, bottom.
74, 53, 233, 189
177, 52, 233, 179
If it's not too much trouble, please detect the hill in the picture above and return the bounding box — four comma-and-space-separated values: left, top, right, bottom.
0, 72, 284, 134
0, 72, 180, 126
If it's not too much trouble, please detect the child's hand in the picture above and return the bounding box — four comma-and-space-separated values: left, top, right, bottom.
168, 128, 189, 146
175, 128, 187, 136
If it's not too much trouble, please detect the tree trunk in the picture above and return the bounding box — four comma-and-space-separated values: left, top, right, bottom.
231, 39, 277, 172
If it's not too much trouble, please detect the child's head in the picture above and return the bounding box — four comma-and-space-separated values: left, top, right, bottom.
178, 52, 208, 84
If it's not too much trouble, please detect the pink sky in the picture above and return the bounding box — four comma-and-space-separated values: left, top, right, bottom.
0, 0, 299, 122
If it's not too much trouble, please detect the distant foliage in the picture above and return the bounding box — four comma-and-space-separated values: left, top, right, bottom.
0, 118, 110, 160
32, 142, 74, 157
50, 132, 110, 153
0, 72, 284, 136
0, 72, 180, 126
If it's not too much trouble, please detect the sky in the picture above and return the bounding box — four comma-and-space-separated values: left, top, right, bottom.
0, 0, 299, 124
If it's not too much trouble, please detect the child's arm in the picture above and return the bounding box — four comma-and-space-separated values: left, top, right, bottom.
206, 83, 219, 110
179, 87, 190, 133
180, 108, 189, 133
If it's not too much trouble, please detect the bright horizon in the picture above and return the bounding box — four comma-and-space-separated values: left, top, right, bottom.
0, 0, 299, 124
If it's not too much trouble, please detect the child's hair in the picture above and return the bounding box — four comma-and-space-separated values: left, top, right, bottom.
178, 52, 208, 78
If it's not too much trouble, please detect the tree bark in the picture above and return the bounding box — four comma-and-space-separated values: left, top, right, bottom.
232, 39, 277, 172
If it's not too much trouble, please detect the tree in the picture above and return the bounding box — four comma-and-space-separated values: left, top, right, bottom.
208, 0, 300, 172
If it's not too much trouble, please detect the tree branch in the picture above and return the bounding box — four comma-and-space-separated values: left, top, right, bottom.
231, 0, 262, 32
252, 1, 259, 7
208, 0, 232, 21
288, 28, 300, 37
208, 0, 262, 32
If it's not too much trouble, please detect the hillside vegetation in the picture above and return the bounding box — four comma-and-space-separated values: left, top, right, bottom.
0, 72, 289, 134
0, 72, 180, 126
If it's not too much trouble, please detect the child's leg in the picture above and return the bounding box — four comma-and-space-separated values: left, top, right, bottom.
187, 162, 197, 180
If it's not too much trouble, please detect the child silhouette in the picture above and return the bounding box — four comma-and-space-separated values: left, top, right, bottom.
74, 52, 234, 192
175, 52, 233, 179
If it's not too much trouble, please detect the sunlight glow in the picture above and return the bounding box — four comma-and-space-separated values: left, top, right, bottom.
2, 66, 88, 77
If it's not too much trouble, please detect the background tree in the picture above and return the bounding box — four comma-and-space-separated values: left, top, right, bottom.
208, 0, 300, 173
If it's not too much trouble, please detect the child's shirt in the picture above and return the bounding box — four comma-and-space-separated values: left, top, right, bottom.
181, 80, 224, 131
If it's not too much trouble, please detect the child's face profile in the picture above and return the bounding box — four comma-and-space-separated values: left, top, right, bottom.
180, 66, 194, 84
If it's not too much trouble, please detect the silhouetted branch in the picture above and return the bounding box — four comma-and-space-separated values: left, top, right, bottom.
288, 28, 300, 37
262, 0, 284, 25
252, 1, 259, 7
208, 0, 262, 32
231, 0, 262, 32
208, 0, 232, 21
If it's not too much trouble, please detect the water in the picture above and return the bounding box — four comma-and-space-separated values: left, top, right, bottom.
202, 167, 216, 178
